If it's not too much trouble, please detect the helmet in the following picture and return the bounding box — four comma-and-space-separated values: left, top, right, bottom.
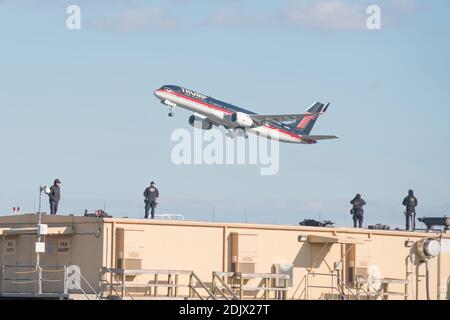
54, 179, 61, 184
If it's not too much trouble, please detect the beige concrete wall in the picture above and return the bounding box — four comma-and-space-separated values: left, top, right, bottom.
1, 214, 449, 300
100, 220, 225, 297
100, 218, 450, 300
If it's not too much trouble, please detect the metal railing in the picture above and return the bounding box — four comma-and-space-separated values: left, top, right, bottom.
0, 265, 99, 300
99, 268, 216, 300
99, 268, 289, 300
211, 272, 238, 300
353, 275, 409, 300
299, 271, 368, 300
305, 272, 345, 300
1, 265, 67, 297
305, 272, 407, 301
190, 271, 216, 300
99, 267, 135, 300
212, 272, 289, 300
154, 214, 185, 221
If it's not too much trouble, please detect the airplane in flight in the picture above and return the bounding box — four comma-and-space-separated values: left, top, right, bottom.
153, 85, 338, 144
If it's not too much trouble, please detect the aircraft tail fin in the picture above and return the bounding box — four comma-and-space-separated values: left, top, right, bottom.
292, 102, 329, 135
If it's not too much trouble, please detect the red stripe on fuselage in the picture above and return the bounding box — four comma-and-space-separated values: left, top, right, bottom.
158, 89, 311, 142
163, 90, 233, 115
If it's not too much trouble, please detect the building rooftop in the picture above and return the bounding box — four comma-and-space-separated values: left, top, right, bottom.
0, 213, 448, 239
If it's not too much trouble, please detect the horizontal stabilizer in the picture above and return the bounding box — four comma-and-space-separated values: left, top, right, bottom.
250, 113, 322, 123
301, 135, 339, 141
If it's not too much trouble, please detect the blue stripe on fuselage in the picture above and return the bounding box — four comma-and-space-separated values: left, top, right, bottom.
161, 85, 294, 133
162, 85, 256, 115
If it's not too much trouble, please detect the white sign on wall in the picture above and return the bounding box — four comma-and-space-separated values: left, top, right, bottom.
57, 239, 71, 255
35, 242, 45, 253
4, 239, 16, 256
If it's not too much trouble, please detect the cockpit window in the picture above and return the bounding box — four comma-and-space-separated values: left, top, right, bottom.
162, 86, 172, 91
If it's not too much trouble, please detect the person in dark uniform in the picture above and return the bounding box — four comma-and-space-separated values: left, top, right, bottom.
48, 179, 61, 215
350, 194, 366, 228
143, 181, 159, 219
403, 189, 418, 231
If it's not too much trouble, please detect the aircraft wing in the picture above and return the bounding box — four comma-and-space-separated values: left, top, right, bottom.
249, 102, 330, 124
301, 135, 339, 141
249, 112, 322, 124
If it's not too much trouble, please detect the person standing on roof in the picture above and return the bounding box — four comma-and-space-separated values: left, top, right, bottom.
350, 193, 366, 228
403, 189, 418, 231
143, 181, 159, 219
48, 179, 61, 215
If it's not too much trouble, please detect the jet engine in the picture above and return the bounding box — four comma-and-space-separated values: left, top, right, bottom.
230, 112, 254, 128
188, 115, 213, 130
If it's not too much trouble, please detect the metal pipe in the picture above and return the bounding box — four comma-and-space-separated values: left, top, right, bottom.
415, 264, 419, 300
0, 265, 4, 294
222, 226, 227, 272
36, 188, 43, 295
425, 259, 431, 300
63, 266, 68, 295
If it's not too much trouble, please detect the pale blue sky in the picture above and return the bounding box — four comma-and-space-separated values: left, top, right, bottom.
0, 0, 449, 228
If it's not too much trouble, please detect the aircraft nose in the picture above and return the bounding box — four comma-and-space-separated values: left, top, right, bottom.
154, 89, 162, 99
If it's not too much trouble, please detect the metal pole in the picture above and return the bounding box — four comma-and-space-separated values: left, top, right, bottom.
38, 188, 42, 216
63, 266, 68, 295
425, 259, 431, 300
336, 270, 343, 300
36, 187, 43, 294
0, 265, 4, 294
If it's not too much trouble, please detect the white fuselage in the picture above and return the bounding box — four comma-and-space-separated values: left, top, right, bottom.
154, 88, 312, 144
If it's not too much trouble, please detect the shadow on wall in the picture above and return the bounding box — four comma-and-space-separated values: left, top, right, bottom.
293, 243, 331, 269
